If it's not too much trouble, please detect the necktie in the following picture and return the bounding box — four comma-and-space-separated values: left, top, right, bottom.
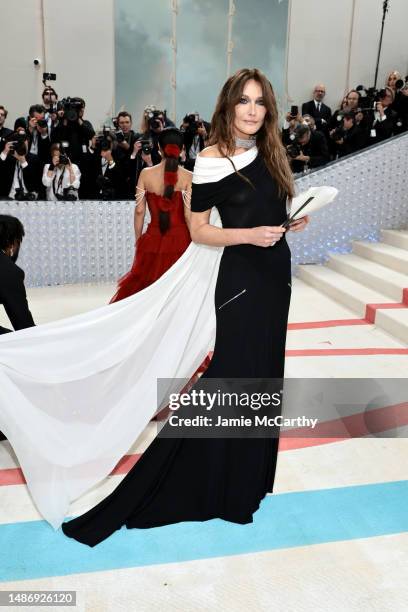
317, 103, 321, 113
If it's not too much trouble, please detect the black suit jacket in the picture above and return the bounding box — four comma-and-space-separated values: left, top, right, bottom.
290, 130, 329, 173
0, 252, 35, 334
0, 152, 43, 199
301, 100, 332, 132
78, 150, 126, 199
0, 127, 13, 153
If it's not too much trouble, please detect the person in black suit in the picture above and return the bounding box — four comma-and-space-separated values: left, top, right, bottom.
0, 214, 35, 441
289, 124, 329, 173
366, 87, 398, 146
0, 130, 43, 199
180, 112, 210, 170
0, 105, 13, 153
79, 134, 125, 200
302, 84, 332, 135
330, 111, 367, 158
0, 214, 35, 334
51, 98, 95, 164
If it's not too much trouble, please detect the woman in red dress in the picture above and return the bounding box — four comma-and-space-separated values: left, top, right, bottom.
110, 128, 192, 303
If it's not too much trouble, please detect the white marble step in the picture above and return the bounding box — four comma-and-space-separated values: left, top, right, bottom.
381, 229, 408, 251
297, 265, 391, 318
352, 241, 408, 275
298, 265, 408, 345
375, 308, 408, 346
327, 253, 407, 301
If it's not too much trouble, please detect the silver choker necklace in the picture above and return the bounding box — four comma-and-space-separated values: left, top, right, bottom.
234, 136, 256, 149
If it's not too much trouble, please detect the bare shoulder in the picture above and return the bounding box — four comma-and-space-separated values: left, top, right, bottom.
198, 145, 223, 158
140, 164, 157, 174
178, 166, 193, 181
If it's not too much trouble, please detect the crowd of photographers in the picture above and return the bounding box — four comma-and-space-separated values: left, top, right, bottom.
284, 70, 408, 174
0, 70, 407, 201
0, 86, 210, 202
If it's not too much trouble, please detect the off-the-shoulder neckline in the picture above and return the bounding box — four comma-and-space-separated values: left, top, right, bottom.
198, 146, 258, 162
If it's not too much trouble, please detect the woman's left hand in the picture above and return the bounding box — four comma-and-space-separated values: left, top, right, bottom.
288, 215, 310, 232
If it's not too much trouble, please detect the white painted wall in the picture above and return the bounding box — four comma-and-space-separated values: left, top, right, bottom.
1, 0, 407, 129
286, 0, 408, 112
1, 0, 114, 129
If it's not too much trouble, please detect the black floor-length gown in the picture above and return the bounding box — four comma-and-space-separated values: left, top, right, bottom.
62, 148, 292, 546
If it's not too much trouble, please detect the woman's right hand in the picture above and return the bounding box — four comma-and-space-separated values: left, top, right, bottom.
248, 226, 286, 248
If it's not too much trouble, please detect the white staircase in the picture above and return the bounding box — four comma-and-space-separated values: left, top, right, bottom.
298, 229, 408, 345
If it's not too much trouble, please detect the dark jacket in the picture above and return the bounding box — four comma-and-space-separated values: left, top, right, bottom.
0, 251, 35, 334
51, 119, 95, 164
0, 127, 13, 153
78, 150, 126, 200
0, 152, 43, 199
366, 106, 397, 146
290, 130, 329, 173
334, 124, 367, 157
301, 100, 332, 133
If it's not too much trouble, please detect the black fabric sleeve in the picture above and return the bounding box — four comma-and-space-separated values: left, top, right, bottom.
1, 266, 35, 331
190, 181, 226, 213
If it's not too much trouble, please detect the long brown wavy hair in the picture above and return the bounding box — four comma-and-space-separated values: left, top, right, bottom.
208, 68, 294, 199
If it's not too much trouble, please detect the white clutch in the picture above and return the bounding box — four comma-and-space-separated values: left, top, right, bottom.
283, 186, 339, 227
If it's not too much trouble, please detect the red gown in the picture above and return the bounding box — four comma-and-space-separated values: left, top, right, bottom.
110, 191, 191, 303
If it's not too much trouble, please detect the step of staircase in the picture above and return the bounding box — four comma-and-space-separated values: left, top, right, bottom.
297, 264, 408, 345
327, 253, 407, 302
375, 308, 408, 346
297, 265, 393, 318
381, 229, 408, 250
352, 241, 408, 275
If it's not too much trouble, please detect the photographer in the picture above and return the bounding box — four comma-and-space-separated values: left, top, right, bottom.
329, 111, 366, 158
113, 112, 138, 160
287, 123, 329, 174
51, 97, 95, 164
301, 84, 332, 136
21, 104, 51, 163
79, 132, 124, 200
367, 87, 397, 145
41, 87, 59, 128
0, 129, 42, 200
127, 137, 155, 198
281, 107, 301, 146
42, 143, 81, 201
330, 90, 361, 130
138, 106, 173, 165
180, 112, 210, 170
0, 106, 13, 153
392, 80, 408, 135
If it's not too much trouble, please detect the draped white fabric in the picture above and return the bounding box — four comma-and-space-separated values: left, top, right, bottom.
0, 233, 222, 529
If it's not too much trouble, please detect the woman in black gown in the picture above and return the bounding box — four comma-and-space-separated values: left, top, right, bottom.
62, 68, 309, 546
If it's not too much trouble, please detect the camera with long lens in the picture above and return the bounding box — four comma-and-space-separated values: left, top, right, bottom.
95, 126, 115, 152
286, 141, 301, 159
6, 132, 27, 156
145, 109, 165, 130
136, 138, 153, 155
115, 129, 125, 143
356, 85, 390, 110
59, 97, 83, 122
37, 118, 48, 129
182, 113, 203, 135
